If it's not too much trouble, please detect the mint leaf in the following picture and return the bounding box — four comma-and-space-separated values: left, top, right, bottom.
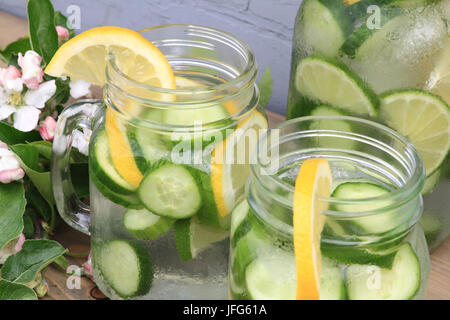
2, 239, 66, 284
0, 280, 37, 300
0, 182, 26, 250
27, 0, 59, 65
258, 66, 273, 109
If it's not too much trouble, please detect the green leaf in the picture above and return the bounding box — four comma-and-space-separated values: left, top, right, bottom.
1, 38, 32, 63
10, 144, 54, 206
0, 182, 26, 250
54, 11, 75, 39
27, 0, 59, 65
26, 187, 51, 222
43, 74, 71, 108
23, 209, 36, 239
258, 66, 273, 109
1, 239, 66, 284
0, 122, 41, 146
0, 280, 37, 300
29, 141, 53, 160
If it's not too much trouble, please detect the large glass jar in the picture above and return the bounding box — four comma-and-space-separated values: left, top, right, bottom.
286, 0, 450, 250
52, 25, 268, 300
229, 117, 429, 300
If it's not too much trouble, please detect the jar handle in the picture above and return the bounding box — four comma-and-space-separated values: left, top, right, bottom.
51, 99, 103, 235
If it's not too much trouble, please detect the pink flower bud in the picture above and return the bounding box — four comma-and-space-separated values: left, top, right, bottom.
0, 167, 25, 184
0, 147, 25, 184
18, 51, 44, 89
39, 116, 57, 142
0, 66, 22, 86
56, 26, 70, 42
82, 252, 94, 281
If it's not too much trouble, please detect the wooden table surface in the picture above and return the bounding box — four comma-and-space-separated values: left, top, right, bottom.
0, 11, 448, 300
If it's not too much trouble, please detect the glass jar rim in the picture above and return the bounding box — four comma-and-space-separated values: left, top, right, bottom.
106, 24, 257, 99
251, 115, 426, 219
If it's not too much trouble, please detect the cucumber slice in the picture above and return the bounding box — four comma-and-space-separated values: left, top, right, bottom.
332, 182, 403, 234
345, 243, 421, 300
320, 258, 347, 300
127, 109, 172, 172
173, 217, 229, 261
230, 200, 251, 248
309, 105, 356, 149
123, 208, 174, 240
195, 169, 231, 230
138, 161, 202, 219
300, 0, 351, 56
244, 250, 346, 300
321, 244, 397, 269
90, 166, 143, 209
245, 249, 296, 300
340, 5, 402, 58
295, 55, 379, 117
90, 130, 136, 195
163, 104, 232, 146
95, 240, 153, 299
380, 90, 450, 177
231, 227, 269, 292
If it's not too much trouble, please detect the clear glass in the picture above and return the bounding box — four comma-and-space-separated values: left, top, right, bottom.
52, 25, 267, 300
229, 117, 429, 300
286, 0, 450, 251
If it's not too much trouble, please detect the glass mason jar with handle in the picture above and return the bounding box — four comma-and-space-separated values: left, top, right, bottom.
51, 25, 268, 300
286, 0, 450, 250
229, 117, 429, 300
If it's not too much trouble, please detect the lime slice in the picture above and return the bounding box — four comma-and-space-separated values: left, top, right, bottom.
340, 5, 402, 58
426, 39, 450, 107
174, 217, 229, 261
295, 56, 379, 117
300, 0, 351, 56
380, 90, 450, 176
422, 169, 441, 195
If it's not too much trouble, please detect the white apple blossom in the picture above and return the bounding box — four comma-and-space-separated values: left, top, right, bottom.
0, 80, 57, 132
18, 50, 44, 89
72, 127, 92, 156
69, 79, 91, 99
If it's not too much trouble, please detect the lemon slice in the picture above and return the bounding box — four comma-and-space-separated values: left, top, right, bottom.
211, 110, 269, 218
293, 158, 332, 300
46, 27, 176, 188
45, 26, 175, 89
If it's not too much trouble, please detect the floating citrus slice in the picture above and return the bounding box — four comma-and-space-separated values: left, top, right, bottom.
293, 158, 332, 300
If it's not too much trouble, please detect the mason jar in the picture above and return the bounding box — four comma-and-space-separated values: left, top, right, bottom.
52, 25, 268, 300
229, 116, 430, 300
286, 0, 450, 250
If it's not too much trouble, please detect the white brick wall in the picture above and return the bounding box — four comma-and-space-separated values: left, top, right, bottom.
0, 0, 302, 114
